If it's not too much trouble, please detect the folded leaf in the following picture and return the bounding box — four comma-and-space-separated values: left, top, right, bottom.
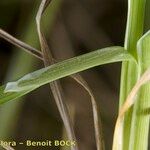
0, 46, 135, 104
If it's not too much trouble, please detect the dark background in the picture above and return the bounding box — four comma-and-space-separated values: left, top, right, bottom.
0, 0, 141, 150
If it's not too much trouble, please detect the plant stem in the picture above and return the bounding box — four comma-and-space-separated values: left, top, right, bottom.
128, 32, 150, 150
36, 1, 78, 150
119, 0, 146, 149
145, 0, 150, 31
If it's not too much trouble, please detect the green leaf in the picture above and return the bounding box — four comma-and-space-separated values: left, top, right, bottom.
0, 46, 135, 104
0, 86, 33, 104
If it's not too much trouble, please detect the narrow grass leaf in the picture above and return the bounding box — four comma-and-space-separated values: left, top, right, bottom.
4, 46, 134, 93
0, 46, 134, 104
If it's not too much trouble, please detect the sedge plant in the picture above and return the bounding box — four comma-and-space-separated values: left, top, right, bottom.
0, 0, 150, 150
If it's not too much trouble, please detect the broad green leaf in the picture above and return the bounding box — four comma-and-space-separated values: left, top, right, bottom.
0, 46, 135, 104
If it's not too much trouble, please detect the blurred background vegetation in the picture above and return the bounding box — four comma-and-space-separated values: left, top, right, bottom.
0, 0, 145, 150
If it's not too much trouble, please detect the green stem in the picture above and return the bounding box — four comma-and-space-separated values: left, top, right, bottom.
129, 32, 150, 150
119, 0, 146, 149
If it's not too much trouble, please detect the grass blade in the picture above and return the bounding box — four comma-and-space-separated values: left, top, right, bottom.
4, 46, 134, 92
0, 46, 134, 104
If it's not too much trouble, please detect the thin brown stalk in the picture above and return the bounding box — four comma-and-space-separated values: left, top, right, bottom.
36, 1, 78, 150
44, 0, 52, 12
72, 74, 105, 150
0, 28, 43, 60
